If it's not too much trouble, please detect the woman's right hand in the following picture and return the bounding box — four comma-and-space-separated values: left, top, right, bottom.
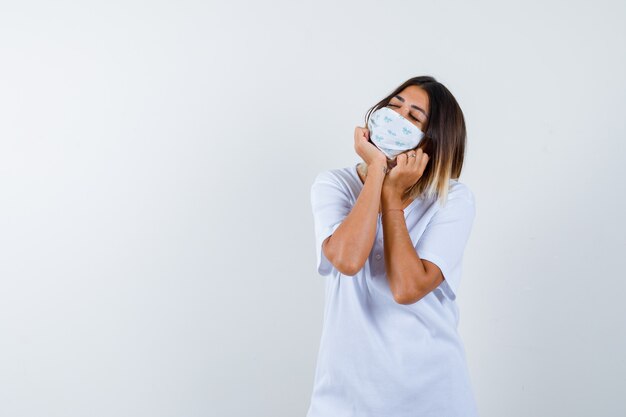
354, 127, 387, 167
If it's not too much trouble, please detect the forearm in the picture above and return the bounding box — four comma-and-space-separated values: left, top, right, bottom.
327, 163, 386, 274
381, 192, 427, 300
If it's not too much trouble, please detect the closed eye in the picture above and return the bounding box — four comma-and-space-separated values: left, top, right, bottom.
387, 104, 420, 122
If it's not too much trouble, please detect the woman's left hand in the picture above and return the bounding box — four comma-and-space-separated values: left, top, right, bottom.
382, 149, 430, 199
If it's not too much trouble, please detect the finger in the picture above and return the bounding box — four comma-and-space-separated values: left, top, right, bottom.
402, 150, 415, 170
408, 150, 419, 167
396, 153, 407, 167
406, 152, 414, 167
418, 153, 429, 173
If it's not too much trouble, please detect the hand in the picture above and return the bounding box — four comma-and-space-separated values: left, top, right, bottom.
382, 149, 429, 199
354, 126, 387, 167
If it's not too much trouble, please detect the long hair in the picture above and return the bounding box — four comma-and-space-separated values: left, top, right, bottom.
360, 76, 467, 207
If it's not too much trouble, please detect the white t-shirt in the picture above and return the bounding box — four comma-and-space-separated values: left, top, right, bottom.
306, 163, 479, 417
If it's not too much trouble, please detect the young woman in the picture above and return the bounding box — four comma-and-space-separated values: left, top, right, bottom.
307, 76, 479, 417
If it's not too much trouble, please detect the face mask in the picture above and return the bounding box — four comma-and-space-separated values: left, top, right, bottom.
367, 106, 424, 160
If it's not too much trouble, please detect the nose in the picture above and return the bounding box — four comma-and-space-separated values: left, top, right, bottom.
397, 105, 421, 128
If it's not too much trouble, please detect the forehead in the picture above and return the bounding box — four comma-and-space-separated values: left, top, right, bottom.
394, 85, 429, 112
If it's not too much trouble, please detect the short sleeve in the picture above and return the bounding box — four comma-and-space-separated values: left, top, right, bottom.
310, 171, 353, 276
415, 192, 476, 301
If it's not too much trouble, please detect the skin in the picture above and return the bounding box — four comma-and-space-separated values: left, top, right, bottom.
321, 85, 445, 305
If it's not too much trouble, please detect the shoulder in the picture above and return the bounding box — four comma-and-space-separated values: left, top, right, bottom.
310, 165, 361, 206
447, 179, 475, 203
311, 165, 358, 190
433, 180, 476, 217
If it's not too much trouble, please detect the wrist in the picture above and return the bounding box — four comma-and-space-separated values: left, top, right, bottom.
381, 190, 403, 208
365, 161, 388, 179
369, 160, 388, 174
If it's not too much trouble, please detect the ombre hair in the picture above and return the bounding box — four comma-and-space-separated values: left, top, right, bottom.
360, 75, 467, 207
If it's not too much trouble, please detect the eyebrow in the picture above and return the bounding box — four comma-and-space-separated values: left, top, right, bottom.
393, 95, 428, 118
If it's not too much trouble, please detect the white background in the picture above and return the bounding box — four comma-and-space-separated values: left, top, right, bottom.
1, 1, 625, 416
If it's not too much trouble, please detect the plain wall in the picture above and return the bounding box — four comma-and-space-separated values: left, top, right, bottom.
1, 0, 625, 416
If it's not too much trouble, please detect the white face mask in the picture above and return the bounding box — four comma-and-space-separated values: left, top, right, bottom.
367, 106, 424, 160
